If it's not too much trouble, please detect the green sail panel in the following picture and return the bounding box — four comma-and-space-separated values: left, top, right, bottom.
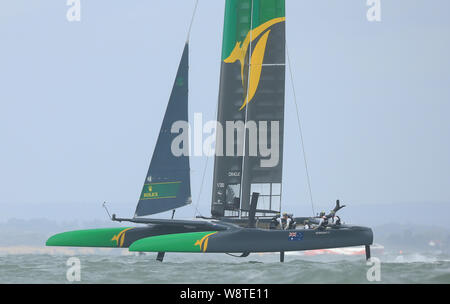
212, 0, 286, 217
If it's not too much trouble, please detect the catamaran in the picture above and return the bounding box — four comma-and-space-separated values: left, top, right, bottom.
46, 0, 373, 262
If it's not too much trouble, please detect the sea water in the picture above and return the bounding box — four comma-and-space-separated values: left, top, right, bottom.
0, 249, 449, 284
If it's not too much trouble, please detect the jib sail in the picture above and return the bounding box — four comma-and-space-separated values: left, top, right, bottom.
135, 43, 191, 217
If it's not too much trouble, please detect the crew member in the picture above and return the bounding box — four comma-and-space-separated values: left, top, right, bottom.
304, 220, 310, 230
287, 214, 296, 229
277, 213, 295, 230
270, 213, 280, 230
317, 215, 328, 230
334, 215, 341, 226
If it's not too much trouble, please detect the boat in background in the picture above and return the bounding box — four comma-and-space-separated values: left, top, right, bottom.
295, 243, 384, 257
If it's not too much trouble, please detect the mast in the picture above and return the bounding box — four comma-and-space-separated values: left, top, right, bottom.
212, 0, 286, 218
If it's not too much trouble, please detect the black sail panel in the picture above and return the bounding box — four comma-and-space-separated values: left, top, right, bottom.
135, 43, 191, 217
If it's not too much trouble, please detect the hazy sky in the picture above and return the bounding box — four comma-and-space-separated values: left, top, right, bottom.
1, 0, 449, 221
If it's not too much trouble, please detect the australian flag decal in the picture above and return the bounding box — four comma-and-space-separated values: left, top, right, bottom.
288, 232, 303, 241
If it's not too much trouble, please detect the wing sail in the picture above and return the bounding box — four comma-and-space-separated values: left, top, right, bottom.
211, 0, 286, 218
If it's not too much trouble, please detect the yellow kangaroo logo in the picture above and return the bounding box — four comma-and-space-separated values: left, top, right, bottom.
224, 17, 285, 110
111, 228, 133, 247
194, 232, 218, 252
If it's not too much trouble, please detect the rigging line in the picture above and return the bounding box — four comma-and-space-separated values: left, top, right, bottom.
286, 44, 316, 216
186, 0, 200, 42
192, 102, 218, 218
192, 148, 210, 218
238, 0, 255, 219
185, 0, 203, 218
192, 93, 220, 217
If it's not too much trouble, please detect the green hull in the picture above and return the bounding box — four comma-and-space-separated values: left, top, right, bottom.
46, 227, 134, 248
129, 231, 218, 253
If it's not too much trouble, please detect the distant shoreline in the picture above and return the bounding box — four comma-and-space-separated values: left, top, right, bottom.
0, 246, 127, 256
